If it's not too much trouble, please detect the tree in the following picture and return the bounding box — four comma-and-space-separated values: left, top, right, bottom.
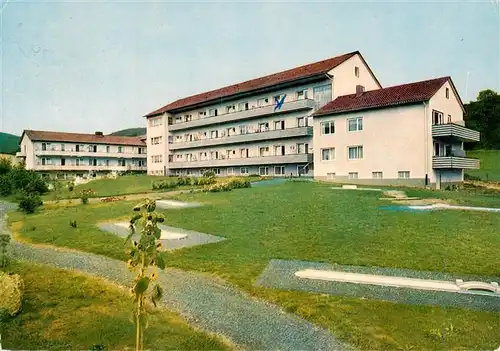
464, 89, 500, 150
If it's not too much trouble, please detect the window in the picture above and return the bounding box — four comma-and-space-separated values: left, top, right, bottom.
227, 167, 235, 175
432, 110, 444, 125
327, 172, 336, 180
297, 117, 306, 127
296, 89, 308, 100
106, 160, 110, 166
372, 172, 383, 179
354, 66, 360, 78
274, 166, 285, 175
61, 158, 66, 166
118, 159, 126, 167
297, 143, 308, 154
447, 114, 452, 123
61, 144, 65, 151
259, 167, 269, 176
259, 146, 270, 157
313, 84, 332, 108
274, 120, 285, 130
209, 108, 218, 117
321, 148, 335, 161
257, 97, 268, 107
151, 155, 163, 163
258, 122, 269, 132
238, 102, 249, 111
398, 171, 410, 179
175, 116, 182, 123
226, 149, 236, 158
348, 117, 363, 132
240, 148, 249, 158
240, 167, 249, 175
199, 111, 207, 118
42, 143, 47, 151
183, 114, 192, 122
212, 168, 221, 175
150, 117, 162, 127
239, 125, 248, 134
348, 172, 359, 179
348, 146, 363, 160
211, 151, 219, 160
226, 105, 236, 113
274, 145, 285, 156
106, 146, 110, 153
118, 146, 123, 153
210, 130, 218, 139
321, 121, 335, 135
445, 87, 449, 99
151, 136, 162, 145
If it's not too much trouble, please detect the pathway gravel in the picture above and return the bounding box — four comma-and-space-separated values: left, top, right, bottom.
2, 202, 350, 351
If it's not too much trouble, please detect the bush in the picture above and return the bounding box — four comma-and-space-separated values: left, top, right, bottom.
464, 173, 481, 181
0, 272, 24, 317
203, 182, 232, 192
227, 177, 251, 189
152, 179, 178, 190
0, 158, 12, 175
0, 174, 13, 196
18, 192, 43, 214
202, 170, 216, 178
69, 220, 77, 228
68, 181, 75, 192
0, 234, 10, 268
79, 189, 96, 204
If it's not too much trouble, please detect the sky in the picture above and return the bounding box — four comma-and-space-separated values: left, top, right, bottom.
1, 0, 499, 136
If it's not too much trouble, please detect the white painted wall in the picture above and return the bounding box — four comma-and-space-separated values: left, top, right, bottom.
313, 104, 427, 181
147, 114, 168, 175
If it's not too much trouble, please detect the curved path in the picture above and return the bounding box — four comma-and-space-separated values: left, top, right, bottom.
1, 202, 350, 351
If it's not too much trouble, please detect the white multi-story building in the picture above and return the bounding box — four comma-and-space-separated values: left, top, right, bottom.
313, 76, 480, 188
145, 51, 381, 177
17, 130, 147, 178
144, 50, 479, 187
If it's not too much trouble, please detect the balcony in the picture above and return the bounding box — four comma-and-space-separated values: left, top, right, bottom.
169, 99, 317, 131
16, 151, 26, 158
169, 127, 313, 150
432, 123, 480, 142
34, 165, 147, 172
169, 153, 313, 169
432, 156, 480, 169
34, 149, 147, 159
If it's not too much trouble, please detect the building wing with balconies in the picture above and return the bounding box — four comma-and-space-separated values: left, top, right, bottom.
17, 130, 147, 177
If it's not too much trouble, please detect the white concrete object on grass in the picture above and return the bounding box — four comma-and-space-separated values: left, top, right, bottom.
332, 186, 382, 191
115, 222, 188, 240
408, 203, 500, 213
294, 269, 500, 295
156, 200, 202, 209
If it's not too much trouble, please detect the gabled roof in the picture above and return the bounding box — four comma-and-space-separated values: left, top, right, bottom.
145, 51, 363, 117
21, 130, 146, 146
314, 76, 453, 116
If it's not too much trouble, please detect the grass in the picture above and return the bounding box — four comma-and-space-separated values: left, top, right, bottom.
1, 261, 230, 350
10, 182, 500, 349
466, 149, 500, 181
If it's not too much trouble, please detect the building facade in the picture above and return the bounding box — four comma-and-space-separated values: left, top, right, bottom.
17, 130, 147, 178
313, 77, 480, 188
145, 51, 381, 177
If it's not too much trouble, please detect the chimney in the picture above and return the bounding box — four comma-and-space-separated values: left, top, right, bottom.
95, 131, 104, 137
356, 85, 365, 97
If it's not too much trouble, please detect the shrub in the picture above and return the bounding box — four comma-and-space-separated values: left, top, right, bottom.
79, 189, 96, 204
464, 173, 481, 181
152, 179, 178, 191
0, 234, 10, 268
202, 170, 215, 178
0, 158, 12, 176
69, 220, 77, 228
227, 177, 251, 189
204, 182, 232, 192
18, 192, 43, 214
0, 174, 13, 196
68, 181, 75, 192
0, 272, 24, 317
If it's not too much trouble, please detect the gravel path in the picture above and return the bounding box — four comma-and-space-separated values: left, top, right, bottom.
2, 202, 350, 351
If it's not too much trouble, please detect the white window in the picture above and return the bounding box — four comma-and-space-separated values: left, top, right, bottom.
297, 143, 308, 154
372, 172, 383, 179
447, 114, 452, 123
321, 148, 335, 161
226, 105, 236, 113
210, 130, 218, 139
61, 143, 65, 151
274, 145, 285, 156
238, 102, 249, 111
274, 120, 285, 130
274, 166, 285, 175
348, 146, 363, 160
198, 111, 207, 118
259, 167, 269, 176
211, 151, 219, 160
259, 146, 270, 157
313, 84, 332, 108
240, 167, 249, 175
327, 172, 336, 180
258, 122, 269, 132
348, 172, 359, 179
257, 97, 269, 107
118, 146, 123, 153
184, 114, 192, 122
432, 110, 444, 125
209, 108, 218, 117
227, 167, 235, 175
150, 136, 163, 145
212, 168, 221, 175
273, 94, 285, 104
348, 117, 363, 132
240, 148, 249, 158
150, 155, 163, 163
296, 89, 308, 100
354, 66, 360, 78
398, 171, 410, 179
175, 116, 182, 123
321, 121, 335, 135
150, 117, 162, 127
445, 87, 449, 99
297, 117, 306, 127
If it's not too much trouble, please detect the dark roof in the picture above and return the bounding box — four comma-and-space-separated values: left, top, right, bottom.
146, 51, 363, 117
314, 76, 451, 116
22, 130, 146, 146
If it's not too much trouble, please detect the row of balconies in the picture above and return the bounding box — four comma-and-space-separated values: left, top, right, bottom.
169, 153, 313, 169
34, 165, 147, 171
169, 99, 317, 131
30, 149, 147, 159
169, 126, 312, 150
431, 123, 480, 142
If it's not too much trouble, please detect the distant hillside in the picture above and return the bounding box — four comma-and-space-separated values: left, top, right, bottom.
0, 132, 20, 155
466, 150, 500, 181
109, 128, 146, 137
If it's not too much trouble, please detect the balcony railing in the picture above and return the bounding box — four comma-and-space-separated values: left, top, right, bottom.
432, 123, 480, 142
34, 164, 147, 172
432, 156, 480, 169
169, 126, 313, 150
34, 149, 147, 159
169, 99, 316, 131
169, 153, 313, 169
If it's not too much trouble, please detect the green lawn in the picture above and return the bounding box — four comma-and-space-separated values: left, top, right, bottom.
1, 261, 230, 350
466, 149, 500, 181
10, 182, 500, 350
